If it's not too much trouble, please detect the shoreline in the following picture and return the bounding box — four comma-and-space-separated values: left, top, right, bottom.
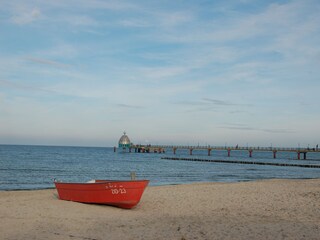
1, 177, 319, 192
1, 179, 319, 240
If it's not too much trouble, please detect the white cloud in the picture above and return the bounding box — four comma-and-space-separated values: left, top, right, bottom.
118, 19, 151, 28
60, 15, 98, 26
157, 11, 194, 27
25, 57, 71, 68
10, 6, 41, 25
1, 0, 320, 146
138, 66, 188, 80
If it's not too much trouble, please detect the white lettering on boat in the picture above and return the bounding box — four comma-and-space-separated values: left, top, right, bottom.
105, 183, 127, 194
111, 188, 127, 194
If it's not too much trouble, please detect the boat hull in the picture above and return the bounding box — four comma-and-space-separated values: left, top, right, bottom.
54, 180, 149, 209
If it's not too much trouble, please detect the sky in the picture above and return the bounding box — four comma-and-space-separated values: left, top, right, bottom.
0, 0, 319, 148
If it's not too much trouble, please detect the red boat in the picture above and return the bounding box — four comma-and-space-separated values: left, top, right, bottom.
54, 179, 149, 209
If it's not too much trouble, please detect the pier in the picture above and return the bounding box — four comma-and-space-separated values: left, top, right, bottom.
129, 145, 166, 154
161, 157, 320, 168
129, 145, 320, 160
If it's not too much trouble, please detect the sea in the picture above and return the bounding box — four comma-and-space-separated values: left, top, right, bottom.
0, 144, 319, 191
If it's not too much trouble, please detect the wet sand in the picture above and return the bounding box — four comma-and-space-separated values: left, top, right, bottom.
1, 179, 319, 240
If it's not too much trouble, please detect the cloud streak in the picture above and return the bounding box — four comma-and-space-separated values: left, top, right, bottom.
25, 57, 71, 68
219, 126, 295, 134
116, 103, 144, 109
0, 0, 319, 146
202, 98, 238, 106
10, 7, 41, 25
0, 79, 53, 94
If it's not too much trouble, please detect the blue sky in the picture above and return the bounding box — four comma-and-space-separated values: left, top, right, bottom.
0, 0, 319, 147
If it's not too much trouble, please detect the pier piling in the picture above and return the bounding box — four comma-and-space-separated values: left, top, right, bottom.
189, 148, 193, 155
161, 157, 320, 168
173, 147, 177, 155
128, 144, 319, 159
273, 150, 277, 159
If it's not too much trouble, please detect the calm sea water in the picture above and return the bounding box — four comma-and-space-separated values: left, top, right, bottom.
0, 145, 319, 190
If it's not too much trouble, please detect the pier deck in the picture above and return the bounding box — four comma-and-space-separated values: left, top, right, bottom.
130, 145, 320, 160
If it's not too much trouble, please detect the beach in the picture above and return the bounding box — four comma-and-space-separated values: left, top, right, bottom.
1, 179, 319, 240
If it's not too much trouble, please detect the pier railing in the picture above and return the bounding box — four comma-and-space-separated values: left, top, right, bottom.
141, 145, 319, 152
129, 144, 320, 159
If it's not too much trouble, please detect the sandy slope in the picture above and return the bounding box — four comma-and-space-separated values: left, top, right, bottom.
1, 179, 319, 240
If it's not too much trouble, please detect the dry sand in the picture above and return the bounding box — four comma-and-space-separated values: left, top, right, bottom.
0, 179, 319, 240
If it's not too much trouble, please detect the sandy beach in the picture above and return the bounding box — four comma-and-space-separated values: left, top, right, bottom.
1, 179, 319, 240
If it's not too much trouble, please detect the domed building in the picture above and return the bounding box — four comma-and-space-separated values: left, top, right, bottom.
118, 131, 132, 149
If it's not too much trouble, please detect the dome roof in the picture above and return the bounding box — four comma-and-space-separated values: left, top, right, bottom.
118, 132, 131, 145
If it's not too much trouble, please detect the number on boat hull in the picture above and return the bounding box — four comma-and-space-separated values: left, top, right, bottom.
111, 188, 126, 194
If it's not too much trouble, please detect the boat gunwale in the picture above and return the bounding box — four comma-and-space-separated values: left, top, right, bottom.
54, 180, 149, 185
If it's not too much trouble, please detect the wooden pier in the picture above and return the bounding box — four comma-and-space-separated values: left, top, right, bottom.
129, 145, 166, 154
129, 144, 320, 160
161, 157, 320, 168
